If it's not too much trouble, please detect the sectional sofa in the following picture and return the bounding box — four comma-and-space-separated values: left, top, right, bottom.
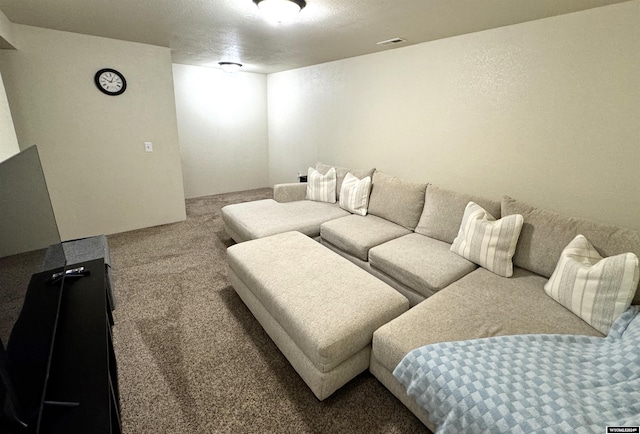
222, 162, 640, 431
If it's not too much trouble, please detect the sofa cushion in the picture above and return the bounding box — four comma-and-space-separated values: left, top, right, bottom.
502, 196, 640, 305
545, 234, 639, 334
451, 202, 523, 278
338, 173, 372, 216
221, 199, 349, 243
320, 215, 410, 262
367, 172, 427, 230
372, 267, 603, 373
415, 185, 501, 244
306, 167, 336, 203
368, 233, 476, 298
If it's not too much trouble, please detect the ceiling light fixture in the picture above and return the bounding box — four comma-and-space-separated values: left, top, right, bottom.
218, 62, 243, 73
377, 37, 407, 46
253, 0, 306, 24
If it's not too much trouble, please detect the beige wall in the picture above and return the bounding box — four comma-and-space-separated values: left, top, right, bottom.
267, 1, 640, 231
0, 72, 19, 162
173, 64, 269, 198
0, 0, 17, 160
0, 25, 186, 240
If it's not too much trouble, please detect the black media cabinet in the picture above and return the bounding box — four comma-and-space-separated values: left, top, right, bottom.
2, 259, 120, 434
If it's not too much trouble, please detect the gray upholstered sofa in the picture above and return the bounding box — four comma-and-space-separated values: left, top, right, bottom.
222, 163, 640, 431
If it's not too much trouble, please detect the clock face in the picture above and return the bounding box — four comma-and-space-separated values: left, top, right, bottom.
94, 68, 127, 96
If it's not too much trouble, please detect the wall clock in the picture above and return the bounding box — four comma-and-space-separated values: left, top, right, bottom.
94, 68, 127, 96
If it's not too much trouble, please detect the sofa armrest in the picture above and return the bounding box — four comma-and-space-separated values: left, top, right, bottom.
274, 183, 307, 203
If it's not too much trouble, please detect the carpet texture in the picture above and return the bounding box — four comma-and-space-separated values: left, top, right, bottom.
108, 188, 429, 434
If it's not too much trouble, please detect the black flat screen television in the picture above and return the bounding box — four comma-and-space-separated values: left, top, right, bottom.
0, 145, 67, 433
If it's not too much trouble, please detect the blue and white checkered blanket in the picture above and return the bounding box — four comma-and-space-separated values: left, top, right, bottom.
393, 306, 640, 433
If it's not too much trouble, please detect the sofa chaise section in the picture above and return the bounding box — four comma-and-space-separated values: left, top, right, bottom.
221, 198, 349, 243
370, 267, 605, 430
371, 196, 640, 429
222, 162, 376, 244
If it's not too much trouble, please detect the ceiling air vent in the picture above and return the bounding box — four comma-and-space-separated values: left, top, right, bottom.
376, 37, 407, 46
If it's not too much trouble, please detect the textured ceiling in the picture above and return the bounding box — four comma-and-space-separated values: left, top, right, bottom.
0, 0, 632, 74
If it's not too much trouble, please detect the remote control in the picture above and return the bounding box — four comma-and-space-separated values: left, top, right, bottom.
49, 266, 90, 284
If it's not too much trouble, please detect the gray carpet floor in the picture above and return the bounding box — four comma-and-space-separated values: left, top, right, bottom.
108, 188, 429, 434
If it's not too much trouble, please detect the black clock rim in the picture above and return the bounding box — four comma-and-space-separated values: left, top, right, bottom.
94, 68, 127, 96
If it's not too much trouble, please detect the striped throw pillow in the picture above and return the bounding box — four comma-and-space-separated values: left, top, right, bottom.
306, 167, 336, 203
544, 234, 639, 335
451, 202, 523, 277
339, 173, 372, 216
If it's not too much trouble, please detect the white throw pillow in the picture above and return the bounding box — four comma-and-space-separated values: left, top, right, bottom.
306, 167, 336, 203
451, 202, 523, 277
544, 234, 639, 335
339, 173, 372, 216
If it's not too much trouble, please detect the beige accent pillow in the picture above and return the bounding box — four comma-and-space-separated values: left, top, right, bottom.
315, 162, 375, 201
306, 167, 336, 203
451, 202, 523, 277
339, 173, 372, 216
544, 234, 639, 335
315, 162, 349, 200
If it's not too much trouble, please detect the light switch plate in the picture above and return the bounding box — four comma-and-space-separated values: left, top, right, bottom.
144, 141, 153, 152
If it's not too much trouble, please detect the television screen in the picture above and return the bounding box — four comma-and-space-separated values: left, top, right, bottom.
0, 145, 66, 430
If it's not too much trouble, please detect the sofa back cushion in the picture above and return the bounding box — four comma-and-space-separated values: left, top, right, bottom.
415, 185, 501, 244
349, 167, 376, 181
502, 196, 640, 305
367, 172, 427, 230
